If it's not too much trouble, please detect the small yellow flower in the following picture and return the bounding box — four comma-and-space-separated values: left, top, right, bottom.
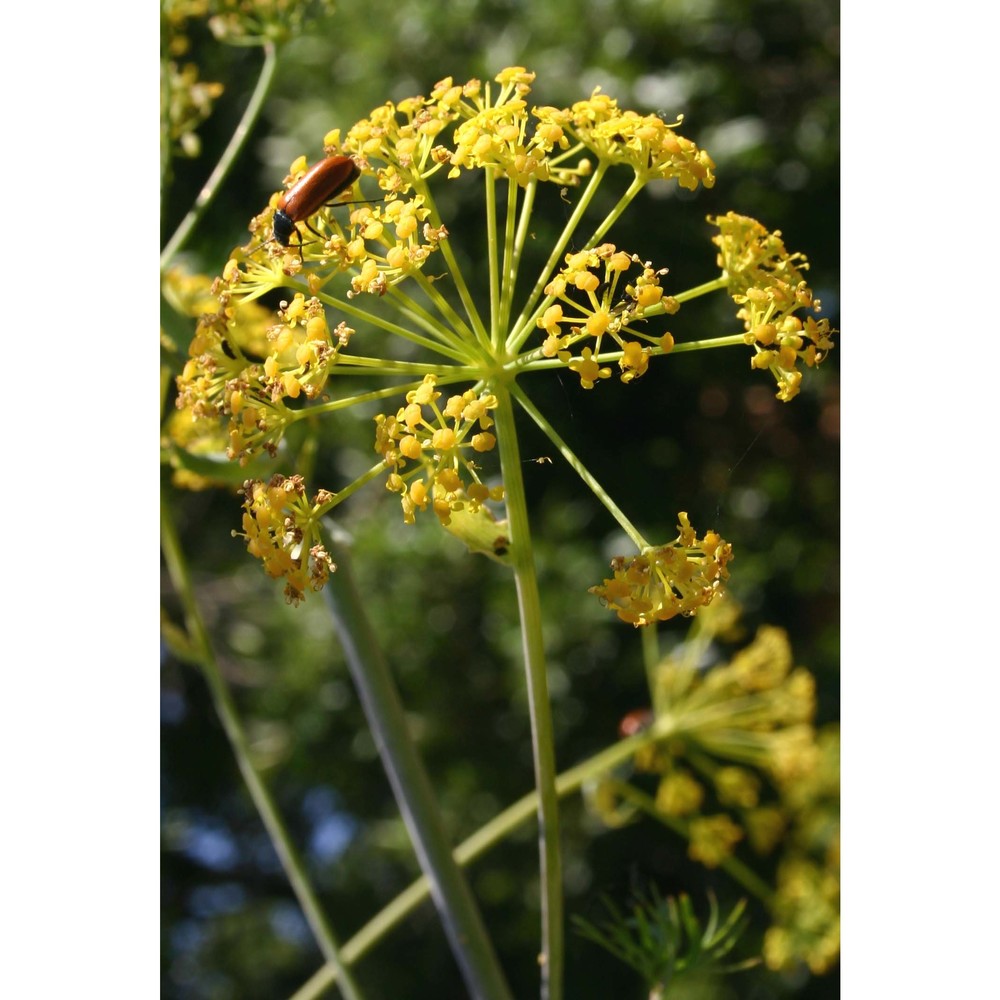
618, 341, 650, 383
561, 346, 612, 390
688, 814, 743, 867
714, 766, 761, 809
744, 806, 787, 854
655, 770, 704, 816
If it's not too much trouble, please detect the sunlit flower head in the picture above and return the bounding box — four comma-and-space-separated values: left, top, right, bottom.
541, 244, 678, 387
710, 211, 835, 402
536, 90, 716, 190
590, 513, 733, 626
374, 374, 504, 526
236, 474, 337, 605
175, 290, 353, 465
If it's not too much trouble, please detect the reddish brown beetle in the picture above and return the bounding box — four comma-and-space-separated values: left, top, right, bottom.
268, 155, 361, 251
617, 708, 654, 739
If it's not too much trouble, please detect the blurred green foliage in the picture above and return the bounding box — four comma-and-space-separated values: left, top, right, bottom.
161, 0, 838, 995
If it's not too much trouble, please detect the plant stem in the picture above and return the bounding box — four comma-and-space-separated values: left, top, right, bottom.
586, 171, 644, 247
610, 781, 776, 907
641, 624, 661, 699
509, 382, 646, 550
498, 174, 525, 338
161, 40, 279, 269
322, 540, 513, 1000
313, 289, 474, 361
507, 162, 609, 353
411, 174, 491, 348
492, 384, 563, 1000
160, 493, 365, 1000
485, 166, 501, 348
290, 729, 659, 1000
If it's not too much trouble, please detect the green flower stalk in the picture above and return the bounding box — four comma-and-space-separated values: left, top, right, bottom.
167, 66, 836, 999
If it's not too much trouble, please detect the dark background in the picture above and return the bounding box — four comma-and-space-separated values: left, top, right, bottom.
161, 1, 839, 996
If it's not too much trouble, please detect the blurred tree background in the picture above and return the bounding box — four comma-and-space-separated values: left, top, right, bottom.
161, 0, 838, 996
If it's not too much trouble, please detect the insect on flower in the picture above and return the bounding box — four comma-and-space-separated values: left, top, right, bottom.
618, 708, 654, 739
252, 155, 362, 257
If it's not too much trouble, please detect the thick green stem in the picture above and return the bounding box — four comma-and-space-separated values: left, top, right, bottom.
290, 728, 667, 1000
492, 385, 563, 1000
161, 41, 279, 268
160, 493, 365, 1000
322, 541, 513, 1000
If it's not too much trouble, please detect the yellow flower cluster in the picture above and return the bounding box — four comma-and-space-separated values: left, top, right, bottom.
763, 727, 840, 975
166, 67, 832, 608
710, 211, 835, 402
589, 513, 733, 626
224, 161, 446, 294
220, 67, 718, 301
539, 243, 679, 387
587, 609, 838, 972
535, 89, 716, 189
174, 290, 350, 464
637, 613, 839, 972
338, 68, 715, 198
237, 474, 336, 605
447, 74, 566, 187
344, 67, 582, 190
373, 374, 504, 525
161, 1, 224, 158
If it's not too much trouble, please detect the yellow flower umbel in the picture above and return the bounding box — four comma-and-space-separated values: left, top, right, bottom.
169, 68, 830, 610
590, 604, 840, 973
710, 211, 835, 402
589, 513, 733, 626
374, 374, 504, 526
539, 244, 679, 388
237, 474, 337, 606
176, 291, 350, 464
161, 1, 224, 160
535, 87, 716, 188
